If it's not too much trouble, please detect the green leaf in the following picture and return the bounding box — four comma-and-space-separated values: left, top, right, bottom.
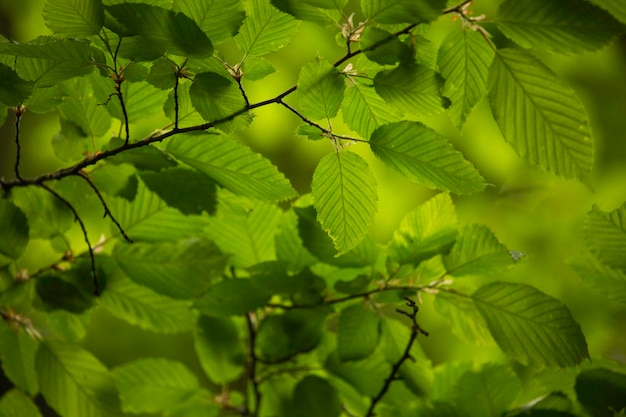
92, 78, 169, 124
146, 56, 177, 90
488, 49, 594, 182
235, 0, 299, 58
342, 80, 402, 138
105, 137, 177, 172
194, 316, 244, 384
439, 29, 494, 128
311, 151, 377, 255
361, 27, 411, 65
166, 133, 297, 202
388, 193, 458, 265
586, 0, 626, 24
297, 57, 345, 121
113, 358, 201, 414
188, 71, 250, 132
454, 364, 522, 417
292, 376, 342, 417
0, 326, 39, 395
575, 368, 626, 417
434, 291, 494, 345
105, 3, 214, 57
205, 202, 282, 268
194, 278, 271, 316
9, 186, 73, 240
0, 389, 42, 417
496, 0, 625, 55
112, 238, 228, 299
584, 204, 626, 270
0, 64, 32, 106
174, 0, 246, 44
369, 121, 484, 194
568, 252, 626, 304
108, 180, 212, 242
325, 348, 390, 396
271, 0, 341, 26
275, 209, 318, 272
100, 271, 196, 333
164, 81, 206, 127
0, 200, 28, 260
0, 38, 103, 64
36, 272, 95, 313
43, 0, 104, 37
337, 303, 380, 361
375, 63, 448, 116
444, 224, 515, 278
361, 0, 447, 24
36, 341, 121, 417
473, 282, 590, 367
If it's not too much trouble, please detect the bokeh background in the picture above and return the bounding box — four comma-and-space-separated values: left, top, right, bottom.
1, 0, 626, 409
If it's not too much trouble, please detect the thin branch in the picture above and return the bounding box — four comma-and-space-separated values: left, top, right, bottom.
76, 171, 132, 243
116, 82, 131, 145
174, 74, 180, 130
365, 297, 428, 417
13, 104, 25, 181
236, 76, 250, 107
443, 0, 473, 14
38, 184, 99, 295
245, 312, 261, 417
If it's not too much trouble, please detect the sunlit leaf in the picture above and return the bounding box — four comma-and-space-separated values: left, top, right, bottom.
311, 151, 377, 254
342, 80, 402, 139
43, 0, 104, 37
0, 389, 42, 417
361, 0, 447, 24
439, 28, 494, 128
370, 121, 484, 194
454, 364, 522, 417
584, 204, 626, 270
298, 57, 345, 121
0, 38, 102, 64
434, 291, 494, 345
271, 0, 341, 26
0, 326, 39, 395
0, 200, 28, 260
293, 376, 342, 417
473, 282, 590, 367
194, 315, 244, 384
337, 303, 380, 361
275, 209, 318, 272
489, 49, 594, 182
174, 0, 245, 44
36, 341, 121, 417
496, 0, 625, 54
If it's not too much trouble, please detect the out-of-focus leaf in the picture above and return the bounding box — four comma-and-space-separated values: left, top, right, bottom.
194, 279, 271, 316
568, 252, 626, 304
194, 315, 244, 384
298, 57, 345, 121
275, 209, 318, 272
361, 0, 447, 24
292, 376, 342, 417
271, 0, 340, 26
0, 326, 39, 395
575, 368, 626, 417
454, 364, 522, 417
337, 303, 380, 361
584, 204, 626, 270
434, 291, 494, 345
0, 389, 42, 417
174, 0, 245, 44
0, 200, 28, 260
9, 187, 73, 240
586, 0, 626, 24
43, 0, 104, 37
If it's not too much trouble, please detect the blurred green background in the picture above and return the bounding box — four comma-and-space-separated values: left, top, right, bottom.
1, 0, 625, 399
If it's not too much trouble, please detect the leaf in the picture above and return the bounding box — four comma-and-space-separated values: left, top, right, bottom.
188, 71, 250, 132
388, 193, 458, 265
496, 0, 625, 55
146, 56, 177, 90
108, 180, 212, 242
174, 0, 246, 44
375, 63, 448, 116
92, 79, 169, 124
0, 326, 39, 395
0, 38, 103, 64
113, 358, 201, 414
105, 137, 177, 172
361, 0, 447, 24
454, 364, 522, 417
443, 224, 515, 278
9, 186, 73, 240
361, 27, 412, 65
194, 316, 244, 384
292, 376, 342, 417
297, 57, 345, 121
586, 0, 626, 24
337, 303, 381, 361
438, 28, 494, 128
235, 0, 299, 58
342, 80, 402, 138
36, 341, 121, 417
271, 0, 341, 26
325, 348, 390, 397
275, 209, 318, 272
575, 368, 626, 417
0, 200, 28, 260
100, 271, 197, 333
473, 282, 590, 367
112, 238, 228, 299
205, 202, 282, 268
166, 133, 297, 202
194, 278, 271, 316
584, 204, 626, 270
369, 121, 485, 194
568, 252, 626, 304
488, 49, 594, 182
105, 3, 214, 57
0, 389, 42, 417
43, 0, 104, 37
434, 291, 494, 345
0, 64, 32, 106
311, 151, 377, 255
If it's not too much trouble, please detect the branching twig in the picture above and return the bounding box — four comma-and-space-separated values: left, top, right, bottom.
38, 184, 99, 295
365, 297, 428, 417
76, 171, 132, 243
12, 104, 25, 181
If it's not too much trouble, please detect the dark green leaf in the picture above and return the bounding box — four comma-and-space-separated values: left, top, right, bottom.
361, 0, 447, 24
297, 57, 345, 121
105, 138, 177, 172
337, 303, 380, 361
473, 282, 590, 367
0, 64, 32, 106
174, 0, 246, 44
454, 364, 522, 417
146, 56, 177, 90
586, 0, 626, 24
271, 0, 341, 26
275, 209, 318, 272
195, 279, 271, 316
0, 326, 39, 395
0, 38, 103, 63
43, 0, 104, 37
9, 187, 73, 240
325, 349, 389, 396
361, 27, 411, 65
575, 368, 626, 417
0, 200, 28, 260
194, 315, 244, 384
36, 273, 95, 313
292, 376, 342, 417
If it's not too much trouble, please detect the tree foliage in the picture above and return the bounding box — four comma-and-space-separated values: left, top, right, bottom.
0, 0, 625, 416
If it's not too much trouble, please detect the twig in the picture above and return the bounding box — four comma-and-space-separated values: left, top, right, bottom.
76, 171, 132, 243
245, 312, 261, 417
443, 0, 473, 14
365, 297, 428, 417
38, 184, 99, 295
13, 104, 25, 181
174, 74, 180, 130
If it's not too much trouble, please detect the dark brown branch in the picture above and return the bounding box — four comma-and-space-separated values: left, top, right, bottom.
13, 104, 25, 181
365, 297, 428, 417
443, 0, 473, 14
245, 312, 261, 417
38, 184, 99, 295
76, 172, 132, 243
116, 82, 131, 145
174, 74, 180, 130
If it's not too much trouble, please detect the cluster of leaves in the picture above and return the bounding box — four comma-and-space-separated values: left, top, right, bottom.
0, 0, 626, 416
